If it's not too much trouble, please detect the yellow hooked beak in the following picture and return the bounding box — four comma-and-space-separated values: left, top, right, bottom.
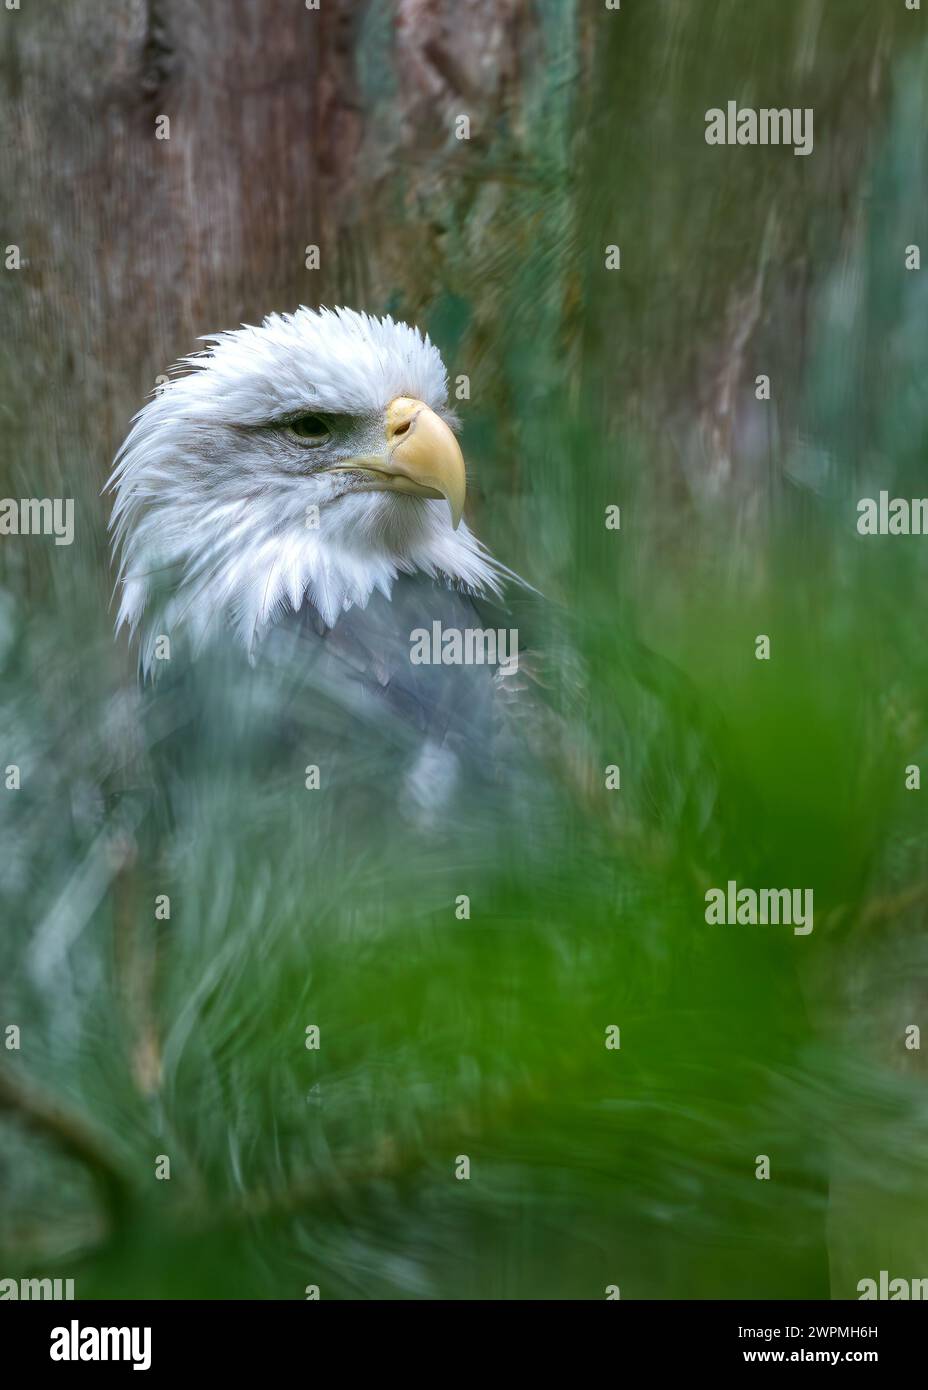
329, 396, 466, 530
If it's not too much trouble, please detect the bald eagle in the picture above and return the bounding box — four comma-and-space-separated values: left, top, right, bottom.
108, 306, 510, 674
107, 307, 535, 814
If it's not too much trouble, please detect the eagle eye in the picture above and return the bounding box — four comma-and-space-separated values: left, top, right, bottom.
288, 414, 330, 443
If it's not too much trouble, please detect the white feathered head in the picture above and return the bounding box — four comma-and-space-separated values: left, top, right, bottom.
107, 306, 503, 671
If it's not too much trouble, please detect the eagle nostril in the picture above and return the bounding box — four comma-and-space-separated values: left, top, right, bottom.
392, 420, 412, 439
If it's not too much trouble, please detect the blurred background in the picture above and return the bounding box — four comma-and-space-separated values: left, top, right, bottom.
1, 0, 927, 1298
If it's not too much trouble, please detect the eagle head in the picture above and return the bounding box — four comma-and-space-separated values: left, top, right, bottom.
107, 306, 503, 671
